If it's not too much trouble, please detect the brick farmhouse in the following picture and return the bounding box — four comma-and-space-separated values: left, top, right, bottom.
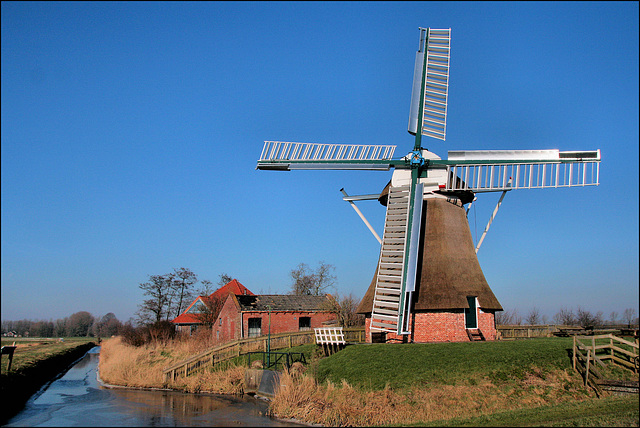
172, 279, 337, 343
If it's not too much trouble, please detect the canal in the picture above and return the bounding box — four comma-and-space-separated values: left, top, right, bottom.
4, 347, 305, 427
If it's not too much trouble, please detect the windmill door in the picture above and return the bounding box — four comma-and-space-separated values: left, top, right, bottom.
465, 296, 478, 329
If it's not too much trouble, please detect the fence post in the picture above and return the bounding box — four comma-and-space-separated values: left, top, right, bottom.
585, 349, 591, 386
610, 335, 614, 361
289, 335, 292, 349
572, 336, 576, 370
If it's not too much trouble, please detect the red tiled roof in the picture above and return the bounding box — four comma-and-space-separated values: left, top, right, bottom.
209, 279, 254, 300
172, 313, 201, 324
171, 279, 253, 324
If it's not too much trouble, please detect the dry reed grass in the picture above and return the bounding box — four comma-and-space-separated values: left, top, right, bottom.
269, 367, 592, 426
98, 334, 244, 394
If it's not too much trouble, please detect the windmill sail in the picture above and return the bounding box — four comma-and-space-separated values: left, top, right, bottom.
408, 28, 451, 141
439, 149, 601, 192
257, 141, 397, 171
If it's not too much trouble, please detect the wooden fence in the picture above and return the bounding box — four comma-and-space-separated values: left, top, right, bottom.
497, 324, 639, 339
572, 334, 639, 393
497, 324, 558, 338
163, 327, 366, 382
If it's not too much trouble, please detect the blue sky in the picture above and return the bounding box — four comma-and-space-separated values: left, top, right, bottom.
2, 1, 638, 324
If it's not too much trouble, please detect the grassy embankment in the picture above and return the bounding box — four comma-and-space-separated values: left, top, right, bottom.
98, 332, 245, 394
99, 336, 639, 427
271, 339, 638, 426
0, 337, 97, 425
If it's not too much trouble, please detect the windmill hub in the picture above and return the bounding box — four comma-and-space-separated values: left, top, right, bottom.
392, 149, 452, 194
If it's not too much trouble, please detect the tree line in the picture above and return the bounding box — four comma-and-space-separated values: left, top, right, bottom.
496, 306, 638, 327
1, 311, 124, 338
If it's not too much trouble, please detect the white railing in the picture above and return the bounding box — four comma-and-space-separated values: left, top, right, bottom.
314, 327, 346, 345
259, 141, 396, 162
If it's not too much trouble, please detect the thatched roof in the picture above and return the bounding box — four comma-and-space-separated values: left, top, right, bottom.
357, 196, 502, 314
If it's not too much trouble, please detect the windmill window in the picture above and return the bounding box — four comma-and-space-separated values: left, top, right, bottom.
298, 317, 311, 331
248, 318, 261, 337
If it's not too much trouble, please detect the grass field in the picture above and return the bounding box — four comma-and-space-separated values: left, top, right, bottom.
417, 394, 638, 427
1, 337, 96, 375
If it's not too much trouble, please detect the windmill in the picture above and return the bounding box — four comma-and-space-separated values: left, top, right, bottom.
256, 28, 600, 342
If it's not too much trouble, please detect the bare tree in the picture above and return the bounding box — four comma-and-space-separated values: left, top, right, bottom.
576, 307, 603, 329
495, 309, 522, 325
66, 311, 95, 337
526, 307, 541, 325
197, 279, 215, 297
54, 318, 67, 337
290, 262, 336, 296
171, 267, 197, 318
323, 293, 365, 327
608, 311, 618, 325
622, 308, 637, 327
290, 263, 314, 295
553, 307, 577, 326
217, 273, 233, 287
93, 312, 122, 337
137, 274, 173, 324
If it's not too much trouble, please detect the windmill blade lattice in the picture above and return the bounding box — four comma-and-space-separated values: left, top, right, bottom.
408, 28, 451, 141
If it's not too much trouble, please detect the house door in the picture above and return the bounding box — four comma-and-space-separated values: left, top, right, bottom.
248, 318, 261, 337
465, 296, 478, 329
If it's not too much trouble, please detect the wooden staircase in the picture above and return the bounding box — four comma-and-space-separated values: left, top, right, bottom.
466, 329, 485, 341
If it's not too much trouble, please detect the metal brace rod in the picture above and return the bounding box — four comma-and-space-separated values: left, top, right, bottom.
340, 188, 382, 244
475, 179, 512, 253
475, 189, 510, 253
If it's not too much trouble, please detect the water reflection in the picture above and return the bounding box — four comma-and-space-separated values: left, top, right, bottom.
5, 347, 303, 427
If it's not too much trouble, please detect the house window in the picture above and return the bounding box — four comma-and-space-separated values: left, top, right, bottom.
248, 318, 261, 337
187, 300, 207, 314
299, 317, 311, 331
219, 318, 222, 326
